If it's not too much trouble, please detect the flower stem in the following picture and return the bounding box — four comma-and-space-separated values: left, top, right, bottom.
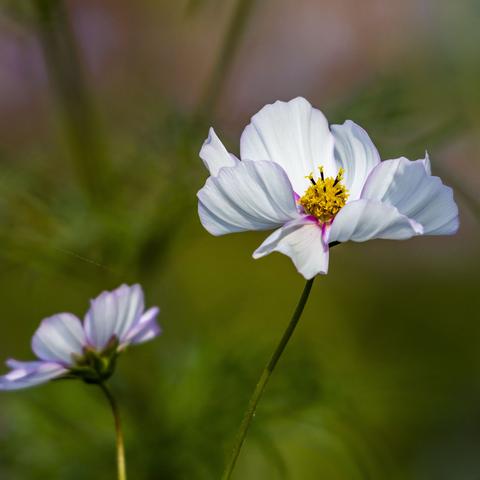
221, 277, 315, 480
99, 383, 127, 480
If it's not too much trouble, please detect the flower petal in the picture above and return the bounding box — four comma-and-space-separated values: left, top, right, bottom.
422, 151, 432, 175
31, 313, 86, 365
331, 120, 381, 201
0, 360, 66, 390
329, 199, 423, 243
361, 157, 459, 235
123, 307, 161, 346
253, 217, 329, 279
111, 284, 146, 343
240, 97, 336, 194
199, 128, 239, 176
84, 284, 145, 349
198, 160, 300, 236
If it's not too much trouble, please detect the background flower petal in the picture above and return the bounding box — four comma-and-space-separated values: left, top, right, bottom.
31, 313, 86, 365
240, 97, 336, 194
197, 160, 299, 236
331, 120, 381, 201
84, 290, 118, 350
84, 284, 145, 349
111, 284, 146, 344
199, 127, 239, 176
253, 217, 329, 279
0, 360, 66, 390
329, 199, 423, 242
123, 306, 161, 346
361, 157, 459, 235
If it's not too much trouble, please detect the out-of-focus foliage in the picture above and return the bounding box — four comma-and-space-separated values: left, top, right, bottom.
0, 0, 478, 479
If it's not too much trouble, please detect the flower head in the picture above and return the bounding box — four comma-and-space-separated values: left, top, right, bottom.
0, 284, 160, 390
197, 97, 459, 279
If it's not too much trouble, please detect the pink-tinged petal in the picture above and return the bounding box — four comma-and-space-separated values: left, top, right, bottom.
123, 307, 161, 347
31, 313, 85, 366
200, 128, 239, 176
0, 360, 66, 390
240, 97, 336, 194
329, 199, 423, 243
197, 160, 300, 236
253, 217, 329, 279
361, 157, 459, 235
84, 290, 119, 349
331, 120, 380, 201
84, 284, 145, 349
111, 284, 145, 344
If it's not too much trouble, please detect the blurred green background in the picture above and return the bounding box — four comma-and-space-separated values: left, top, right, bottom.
0, 0, 479, 478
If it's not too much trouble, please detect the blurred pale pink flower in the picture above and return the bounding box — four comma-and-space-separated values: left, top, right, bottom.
197, 97, 459, 279
0, 284, 160, 390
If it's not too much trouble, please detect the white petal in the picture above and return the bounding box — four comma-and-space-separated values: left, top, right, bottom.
253, 217, 329, 279
84, 284, 145, 349
123, 307, 161, 346
329, 199, 423, 243
199, 128, 239, 176
197, 160, 300, 236
240, 97, 336, 194
0, 360, 66, 390
331, 120, 380, 201
31, 313, 86, 365
361, 157, 459, 235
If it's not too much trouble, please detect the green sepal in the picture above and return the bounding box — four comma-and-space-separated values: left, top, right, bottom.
69, 336, 120, 384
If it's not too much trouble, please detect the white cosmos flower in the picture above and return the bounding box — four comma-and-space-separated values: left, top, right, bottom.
197, 97, 459, 279
0, 284, 160, 390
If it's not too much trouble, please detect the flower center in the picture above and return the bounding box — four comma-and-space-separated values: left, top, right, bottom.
298, 166, 349, 223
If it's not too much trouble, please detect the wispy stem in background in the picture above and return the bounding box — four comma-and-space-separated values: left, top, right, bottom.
32, 0, 109, 202
197, 0, 257, 118
137, 0, 258, 276
221, 277, 315, 480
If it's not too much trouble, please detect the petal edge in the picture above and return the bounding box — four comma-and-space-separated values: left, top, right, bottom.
329, 199, 423, 243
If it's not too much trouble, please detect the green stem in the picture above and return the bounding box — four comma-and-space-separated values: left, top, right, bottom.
99, 383, 127, 480
221, 277, 315, 480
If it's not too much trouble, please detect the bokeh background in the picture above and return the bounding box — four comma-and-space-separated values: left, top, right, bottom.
0, 0, 479, 478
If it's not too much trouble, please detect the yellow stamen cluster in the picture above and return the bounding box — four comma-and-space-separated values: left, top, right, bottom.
298, 166, 349, 223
